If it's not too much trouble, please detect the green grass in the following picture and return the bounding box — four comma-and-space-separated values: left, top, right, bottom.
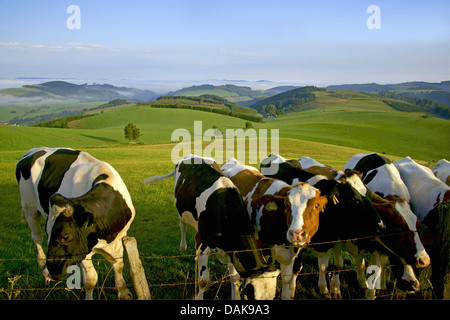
0, 139, 438, 300
259, 105, 449, 162
0, 91, 447, 300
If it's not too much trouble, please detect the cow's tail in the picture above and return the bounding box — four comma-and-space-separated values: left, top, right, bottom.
143, 170, 175, 185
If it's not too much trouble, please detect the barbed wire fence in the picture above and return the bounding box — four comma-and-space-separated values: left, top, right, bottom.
0, 228, 442, 300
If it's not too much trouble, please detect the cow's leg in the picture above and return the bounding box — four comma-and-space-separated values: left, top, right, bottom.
80, 256, 98, 300
365, 251, 382, 300
96, 241, 133, 300
311, 248, 331, 298
22, 205, 46, 268
228, 263, 241, 300
275, 246, 299, 300
196, 246, 210, 300
330, 244, 343, 299
179, 220, 187, 251
379, 254, 390, 291
345, 242, 367, 290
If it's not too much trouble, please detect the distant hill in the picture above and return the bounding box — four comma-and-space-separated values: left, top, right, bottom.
250, 86, 325, 115
166, 83, 275, 104
326, 81, 450, 106
0, 81, 159, 103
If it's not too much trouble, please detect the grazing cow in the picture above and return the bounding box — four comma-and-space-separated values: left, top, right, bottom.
394, 156, 450, 231
143, 155, 279, 300
221, 158, 328, 299
16, 147, 136, 299
432, 159, 450, 186
344, 153, 430, 292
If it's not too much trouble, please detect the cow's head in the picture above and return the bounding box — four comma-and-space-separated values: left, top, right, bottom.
44, 194, 97, 281
372, 195, 430, 268
243, 269, 281, 300
259, 183, 328, 246
313, 176, 385, 241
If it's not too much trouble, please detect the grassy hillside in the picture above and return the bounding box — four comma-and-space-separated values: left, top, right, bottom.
258, 90, 449, 161
167, 84, 273, 104
0, 105, 255, 151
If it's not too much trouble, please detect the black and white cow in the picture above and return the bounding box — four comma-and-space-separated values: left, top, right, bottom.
432, 159, 450, 186
394, 156, 450, 231
344, 153, 430, 292
143, 155, 279, 300
16, 147, 136, 299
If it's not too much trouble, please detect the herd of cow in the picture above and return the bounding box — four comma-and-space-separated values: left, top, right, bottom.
15, 147, 450, 300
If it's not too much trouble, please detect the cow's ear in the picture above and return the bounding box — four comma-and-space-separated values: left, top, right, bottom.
75, 211, 94, 228
258, 194, 285, 211
50, 194, 74, 217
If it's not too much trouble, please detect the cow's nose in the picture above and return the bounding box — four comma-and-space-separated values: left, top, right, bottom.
288, 229, 308, 243
43, 267, 52, 285
416, 255, 430, 268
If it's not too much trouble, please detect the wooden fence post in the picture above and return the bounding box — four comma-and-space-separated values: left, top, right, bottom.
123, 236, 151, 300
433, 202, 449, 299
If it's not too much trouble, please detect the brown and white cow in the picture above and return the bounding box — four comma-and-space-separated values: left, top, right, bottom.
221, 158, 328, 299
143, 155, 279, 300
16, 147, 136, 300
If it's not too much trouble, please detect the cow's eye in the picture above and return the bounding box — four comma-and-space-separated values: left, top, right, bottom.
315, 203, 320, 209
61, 234, 71, 242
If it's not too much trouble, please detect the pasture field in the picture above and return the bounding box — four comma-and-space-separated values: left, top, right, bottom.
0, 98, 448, 300
0, 140, 437, 300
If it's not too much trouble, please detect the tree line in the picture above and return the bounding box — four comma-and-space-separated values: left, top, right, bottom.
378, 91, 449, 118
149, 103, 262, 122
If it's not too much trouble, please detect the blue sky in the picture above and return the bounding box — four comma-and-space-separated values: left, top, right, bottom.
0, 0, 449, 86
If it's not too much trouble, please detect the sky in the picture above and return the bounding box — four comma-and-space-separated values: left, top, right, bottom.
0, 0, 449, 88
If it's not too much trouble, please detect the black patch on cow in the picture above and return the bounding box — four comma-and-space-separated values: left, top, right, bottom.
363, 169, 378, 185
354, 153, 391, 179
15, 150, 47, 181
70, 182, 132, 243
310, 179, 383, 252
92, 173, 109, 187
243, 283, 255, 300
261, 161, 315, 184
175, 162, 225, 220
37, 149, 81, 214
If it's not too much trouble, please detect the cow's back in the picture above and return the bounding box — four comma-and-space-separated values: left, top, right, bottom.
16, 147, 134, 217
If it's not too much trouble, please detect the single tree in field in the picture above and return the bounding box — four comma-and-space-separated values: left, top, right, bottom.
124, 122, 142, 143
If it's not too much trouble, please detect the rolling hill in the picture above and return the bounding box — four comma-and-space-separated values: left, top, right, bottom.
326, 81, 450, 107
166, 83, 274, 104
251, 86, 450, 119
4, 80, 159, 102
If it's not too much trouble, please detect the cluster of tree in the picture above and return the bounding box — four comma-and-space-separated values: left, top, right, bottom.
379, 91, 450, 118
31, 114, 95, 128
152, 95, 259, 115
251, 86, 323, 115
91, 99, 129, 111
150, 104, 262, 122
124, 122, 142, 143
